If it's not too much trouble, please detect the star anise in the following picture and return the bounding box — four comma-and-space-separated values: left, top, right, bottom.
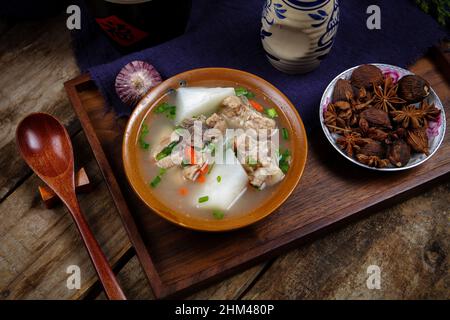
324, 103, 346, 132
418, 100, 441, 122
336, 132, 367, 157
356, 154, 390, 168
390, 105, 426, 128
372, 76, 406, 112
406, 128, 429, 155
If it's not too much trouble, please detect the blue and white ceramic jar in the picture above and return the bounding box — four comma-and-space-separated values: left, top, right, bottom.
261, 0, 340, 74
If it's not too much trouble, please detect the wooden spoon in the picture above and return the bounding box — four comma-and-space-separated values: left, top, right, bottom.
16, 113, 126, 300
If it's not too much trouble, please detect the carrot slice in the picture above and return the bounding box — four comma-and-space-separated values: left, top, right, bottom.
179, 187, 188, 196
249, 100, 264, 112
197, 174, 206, 183
185, 146, 196, 165
199, 164, 209, 176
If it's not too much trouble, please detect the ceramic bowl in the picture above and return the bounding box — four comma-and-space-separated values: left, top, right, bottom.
319, 63, 446, 171
123, 68, 308, 232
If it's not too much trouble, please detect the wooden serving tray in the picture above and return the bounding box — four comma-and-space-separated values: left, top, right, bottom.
65, 61, 449, 299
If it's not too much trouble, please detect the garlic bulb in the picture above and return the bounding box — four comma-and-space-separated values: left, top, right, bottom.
115, 60, 162, 107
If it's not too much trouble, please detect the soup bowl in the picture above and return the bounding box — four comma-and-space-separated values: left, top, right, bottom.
123, 68, 308, 231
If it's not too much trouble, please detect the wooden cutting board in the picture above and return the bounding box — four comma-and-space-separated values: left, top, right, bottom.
64, 57, 449, 298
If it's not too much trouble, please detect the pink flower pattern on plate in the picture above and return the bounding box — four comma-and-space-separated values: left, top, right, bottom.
380, 68, 402, 83
427, 114, 441, 138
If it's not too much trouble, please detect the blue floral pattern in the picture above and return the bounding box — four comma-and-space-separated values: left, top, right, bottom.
261, 0, 339, 72
282, 0, 330, 10
315, 0, 339, 55
274, 3, 287, 19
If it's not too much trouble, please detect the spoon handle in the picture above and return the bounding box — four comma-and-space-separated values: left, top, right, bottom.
66, 199, 126, 300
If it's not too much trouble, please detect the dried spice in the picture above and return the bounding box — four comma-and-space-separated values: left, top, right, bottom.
366, 127, 389, 142
332, 79, 353, 102
406, 128, 429, 155
390, 105, 426, 129
419, 100, 440, 122
360, 108, 392, 129
358, 139, 385, 158
387, 139, 411, 167
372, 76, 406, 112
397, 75, 430, 103
351, 64, 383, 89
324, 103, 346, 132
356, 154, 390, 168
336, 132, 366, 157
323, 64, 441, 168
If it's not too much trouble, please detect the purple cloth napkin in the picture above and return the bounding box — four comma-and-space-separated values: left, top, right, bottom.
73, 0, 447, 129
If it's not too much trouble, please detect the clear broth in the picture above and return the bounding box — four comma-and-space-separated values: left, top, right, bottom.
137, 83, 292, 221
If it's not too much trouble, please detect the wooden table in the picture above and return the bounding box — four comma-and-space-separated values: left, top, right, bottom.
0, 15, 448, 300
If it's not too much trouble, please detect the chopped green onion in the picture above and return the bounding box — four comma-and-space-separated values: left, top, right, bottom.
207, 143, 216, 156
149, 167, 168, 188
265, 108, 278, 119
155, 141, 179, 160
212, 210, 224, 220
207, 162, 215, 174
198, 196, 209, 203
139, 140, 150, 150
138, 124, 150, 150
150, 175, 161, 188
282, 128, 289, 140
279, 149, 291, 174
141, 124, 149, 134
235, 87, 255, 99
154, 102, 176, 119
216, 175, 222, 183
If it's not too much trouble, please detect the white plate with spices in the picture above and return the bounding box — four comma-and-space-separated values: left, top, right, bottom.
319, 63, 446, 171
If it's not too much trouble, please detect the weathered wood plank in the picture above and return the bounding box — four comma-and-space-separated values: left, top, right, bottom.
95, 255, 267, 300
0, 131, 131, 299
188, 263, 267, 300
242, 181, 450, 299
0, 15, 79, 201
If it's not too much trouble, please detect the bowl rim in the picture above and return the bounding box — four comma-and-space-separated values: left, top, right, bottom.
319, 63, 447, 172
123, 67, 308, 232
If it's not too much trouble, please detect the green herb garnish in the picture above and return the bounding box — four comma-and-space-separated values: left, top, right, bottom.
138, 124, 150, 150
212, 210, 224, 220
150, 175, 161, 188
149, 168, 168, 188
154, 102, 176, 119
265, 108, 278, 119
282, 128, 289, 140
155, 141, 179, 160
216, 175, 222, 183
198, 196, 209, 203
235, 87, 255, 99
279, 149, 291, 174
207, 142, 216, 156
207, 162, 215, 174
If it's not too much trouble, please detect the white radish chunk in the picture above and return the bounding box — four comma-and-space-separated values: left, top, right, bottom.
194, 149, 248, 211
175, 87, 235, 124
